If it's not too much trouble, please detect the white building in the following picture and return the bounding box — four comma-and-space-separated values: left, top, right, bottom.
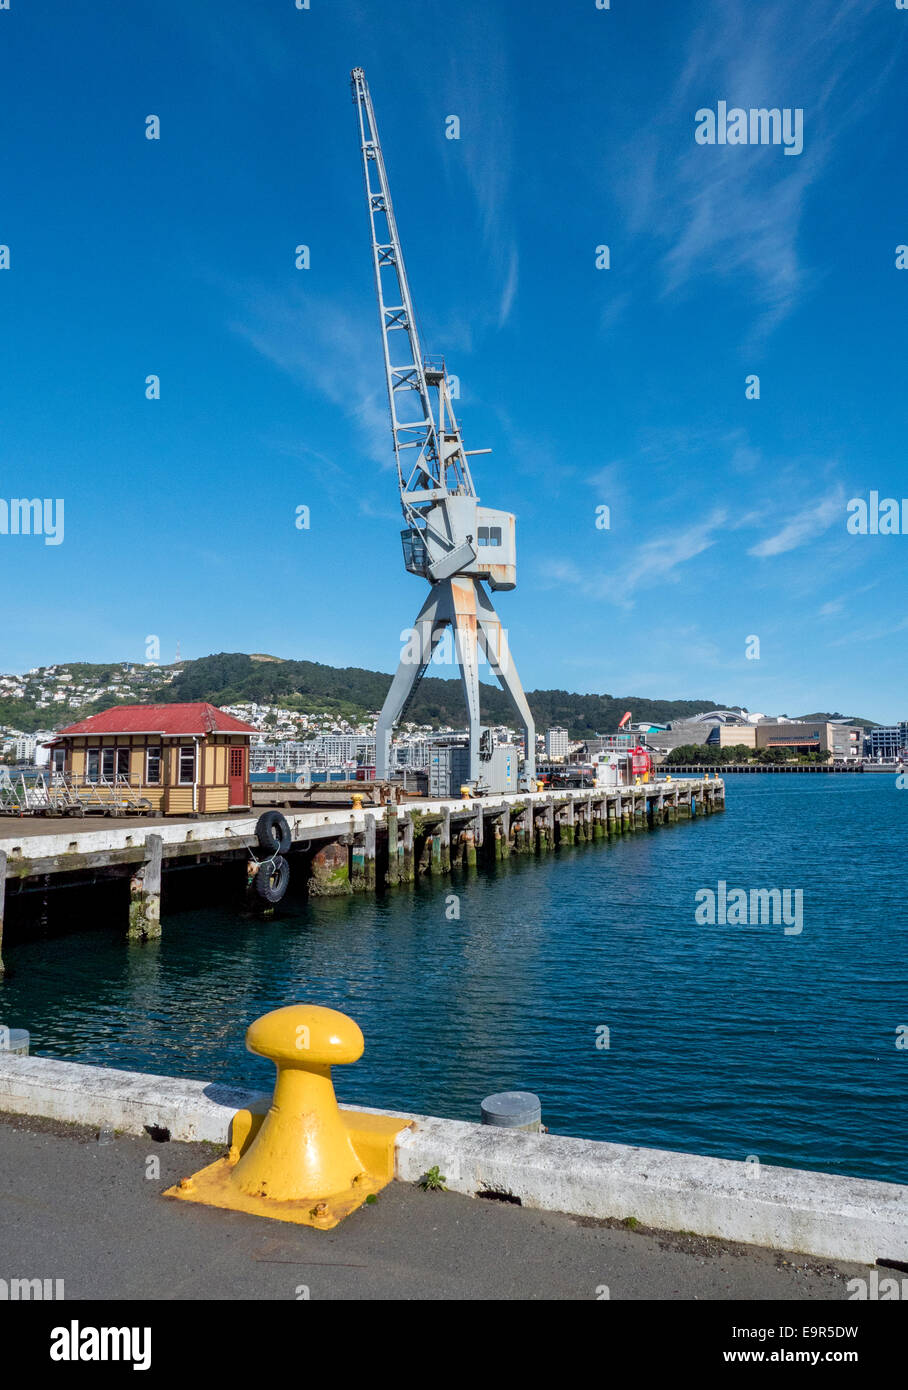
545, 726, 570, 759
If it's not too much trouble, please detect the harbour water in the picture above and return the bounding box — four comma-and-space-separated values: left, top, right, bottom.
1, 775, 904, 1183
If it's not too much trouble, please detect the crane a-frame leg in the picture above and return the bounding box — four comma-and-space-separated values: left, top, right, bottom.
375, 577, 536, 785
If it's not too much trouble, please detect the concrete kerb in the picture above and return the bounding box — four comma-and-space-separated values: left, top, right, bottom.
0, 1053, 903, 1266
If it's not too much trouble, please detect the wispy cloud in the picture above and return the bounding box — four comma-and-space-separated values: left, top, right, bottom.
748, 488, 845, 557
229, 285, 390, 469
539, 509, 728, 609
614, 0, 903, 337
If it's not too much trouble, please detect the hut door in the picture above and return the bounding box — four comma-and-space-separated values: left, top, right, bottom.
229, 747, 246, 804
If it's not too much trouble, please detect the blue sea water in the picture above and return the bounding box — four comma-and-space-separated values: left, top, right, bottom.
1, 775, 905, 1182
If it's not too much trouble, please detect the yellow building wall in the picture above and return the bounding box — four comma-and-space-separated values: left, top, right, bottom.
59, 730, 248, 815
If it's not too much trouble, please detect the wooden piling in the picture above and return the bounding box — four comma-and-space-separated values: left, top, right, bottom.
351, 834, 366, 890
309, 839, 352, 896
385, 807, 399, 886
364, 813, 377, 889
127, 833, 163, 941
498, 805, 510, 859
0, 850, 6, 978
402, 814, 415, 882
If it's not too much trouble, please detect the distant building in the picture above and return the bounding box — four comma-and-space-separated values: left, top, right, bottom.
13, 734, 37, 762
866, 724, 908, 760
545, 727, 570, 759
48, 702, 256, 814
753, 722, 862, 759
716, 725, 757, 749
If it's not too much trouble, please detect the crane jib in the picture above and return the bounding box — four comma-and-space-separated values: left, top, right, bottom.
351, 69, 536, 790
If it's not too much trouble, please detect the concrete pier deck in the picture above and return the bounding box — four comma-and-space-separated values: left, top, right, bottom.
0, 1110, 868, 1301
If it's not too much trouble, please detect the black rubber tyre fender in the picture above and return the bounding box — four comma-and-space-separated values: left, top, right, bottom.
256, 810, 292, 856
255, 855, 290, 904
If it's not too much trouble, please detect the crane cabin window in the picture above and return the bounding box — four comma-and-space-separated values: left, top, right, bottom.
477, 526, 502, 547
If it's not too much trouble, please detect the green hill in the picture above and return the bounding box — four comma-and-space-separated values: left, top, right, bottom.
5, 651, 879, 740
161, 651, 723, 738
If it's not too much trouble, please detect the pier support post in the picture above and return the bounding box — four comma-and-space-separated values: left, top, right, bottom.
544, 797, 556, 851
128, 834, 163, 941
309, 839, 352, 896
472, 804, 484, 854
351, 834, 366, 890
440, 807, 451, 872
463, 828, 477, 868
402, 815, 415, 882
560, 799, 575, 846
364, 814, 376, 890
621, 795, 632, 833
385, 807, 399, 886
0, 850, 6, 978
497, 805, 510, 859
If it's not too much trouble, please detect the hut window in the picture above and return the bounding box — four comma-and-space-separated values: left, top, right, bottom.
116, 748, 130, 779
86, 749, 99, 782
101, 748, 116, 780
178, 745, 196, 785
146, 747, 162, 785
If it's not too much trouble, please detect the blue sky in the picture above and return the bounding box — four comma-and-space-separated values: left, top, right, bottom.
1, 0, 906, 719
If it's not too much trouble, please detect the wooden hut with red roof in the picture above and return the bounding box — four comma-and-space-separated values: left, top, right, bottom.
48, 703, 257, 815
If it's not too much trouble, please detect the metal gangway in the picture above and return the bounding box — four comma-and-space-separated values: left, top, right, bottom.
73, 773, 153, 817
0, 769, 152, 817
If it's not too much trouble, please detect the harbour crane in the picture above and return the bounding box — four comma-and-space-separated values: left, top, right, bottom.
351, 68, 536, 788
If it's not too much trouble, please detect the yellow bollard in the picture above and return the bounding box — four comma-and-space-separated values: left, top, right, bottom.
352, 792, 364, 810
460, 784, 472, 800
165, 1005, 411, 1229
666, 774, 672, 783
